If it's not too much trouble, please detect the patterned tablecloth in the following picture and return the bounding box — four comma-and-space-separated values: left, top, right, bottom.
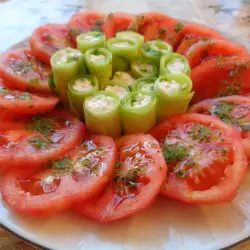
0, 0, 250, 249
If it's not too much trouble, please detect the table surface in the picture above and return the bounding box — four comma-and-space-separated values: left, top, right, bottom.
0, 0, 250, 249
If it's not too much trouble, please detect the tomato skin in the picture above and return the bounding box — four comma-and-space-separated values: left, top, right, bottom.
67, 11, 105, 42
185, 39, 248, 69
0, 49, 52, 94
29, 24, 76, 64
1, 134, 116, 216
0, 110, 85, 171
189, 95, 250, 159
138, 12, 168, 42
191, 56, 250, 103
102, 12, 134, 39
176, 35, 200, 54
74, 134, 167, 222
0, 81, 59, 115
150, 113, 247, 205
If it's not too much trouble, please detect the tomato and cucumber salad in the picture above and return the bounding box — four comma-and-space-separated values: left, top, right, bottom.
0, 10, 249, 221
150, 113, 247, 204
74, 134, 167, 222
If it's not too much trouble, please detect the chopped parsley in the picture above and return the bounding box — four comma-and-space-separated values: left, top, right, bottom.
28, 78, 39, 85
210, 102, 239, 125
174, 22, 184, 32
188, 124, 211, 143
241, 124, 250, 131
175, 169, 187, 178
26, 116, 56, 137
163, 144, 187, 162
19, 92, 31, 100
28, 137, 51, 149
51, 158, 71, 171
0, 87, 10, 95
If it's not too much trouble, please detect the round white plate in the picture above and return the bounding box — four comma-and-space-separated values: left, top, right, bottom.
1, 10, 250, 250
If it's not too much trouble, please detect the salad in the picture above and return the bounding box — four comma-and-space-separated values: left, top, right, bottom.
0, 11, 249, 223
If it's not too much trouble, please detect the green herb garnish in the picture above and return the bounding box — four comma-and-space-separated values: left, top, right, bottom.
19, 92, 31, 100
28, 137, 51, 149
189, 124, 211, 143
163, 144, 187, 162
51, 157, 71, 170
27, 116, 56, 137
174, 22, 184, 32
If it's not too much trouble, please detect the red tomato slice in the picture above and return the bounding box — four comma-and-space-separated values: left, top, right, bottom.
29, 24, 76, 65
1, 134, 116, 216
189, 95, 250, 159
185, 39, 248, 69
176, 34, 201, 54
102, 12, 134, 39
150, 113, 247, 205
191, 56, 250, 103
0, 110, 85, 171
67, 11, 105, 42
74, 134, 167, 222
158, 17, 183, 49
138, 12, 167, 41
0, 81, 59, 115
0, 49, 52, 94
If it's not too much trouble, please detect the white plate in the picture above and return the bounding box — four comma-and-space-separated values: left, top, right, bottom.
1, 10, 250, 250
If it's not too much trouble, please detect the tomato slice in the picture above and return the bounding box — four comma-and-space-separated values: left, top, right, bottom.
102, 12, 134, 39
29, 24, 76, 65
150, 113, 247, 205
176, 34, 201, 54
1, 134, 116, 216
74, 134, 167, 222
67, 11, 105, 42
137, 12, 167, 42
0, 81, 59, 115
185, 39, 248, 69
0, 49, 52, 93
0, 110, 85, 171
158, 17, 184, 49
191, 56, 250, 103
189, 95, 250, 159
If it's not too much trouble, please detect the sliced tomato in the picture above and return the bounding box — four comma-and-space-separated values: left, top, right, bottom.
189, 95, 250, 159
74, 134, 167, 222
0, 81, 59, 115
0, 49, 52, 93
185, 39, 248, 69
1, 134, 116, 216
137, 12, 167, 41
176, 34, 201, 54
191, 56, 250, 103
67, 11, 105, 42
29, 24, 76, 65
0, 110, 84, 171
102, 12, 134, 39
158, 17, 184, 49
150, 113, 247, 205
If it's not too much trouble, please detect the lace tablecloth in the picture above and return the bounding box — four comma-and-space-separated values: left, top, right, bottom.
0, 0, 250, 249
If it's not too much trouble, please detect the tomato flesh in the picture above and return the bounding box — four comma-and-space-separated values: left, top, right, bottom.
30, 24, 75, 64
191, 56, 250, 103
67, 11, 105, 42
0, 81, 59, 115
189, 95, 250, 159
0, 49, 52, 94
0, 110, 85, 171
150, 113, 247, 205
1, 135, 116, 216
74, 134, 167, 222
